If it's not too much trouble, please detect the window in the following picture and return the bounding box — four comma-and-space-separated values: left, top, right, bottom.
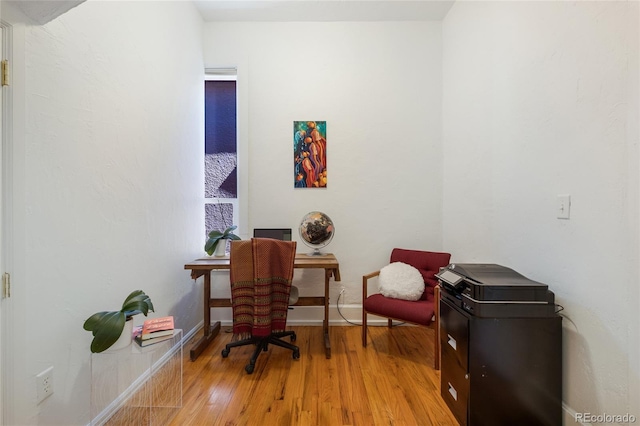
204, 71, 238, 239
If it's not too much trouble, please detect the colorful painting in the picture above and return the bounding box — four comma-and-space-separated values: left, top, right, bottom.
294, 121, 327, 188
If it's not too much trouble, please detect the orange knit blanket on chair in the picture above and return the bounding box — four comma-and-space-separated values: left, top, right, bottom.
230, 238, 297, 338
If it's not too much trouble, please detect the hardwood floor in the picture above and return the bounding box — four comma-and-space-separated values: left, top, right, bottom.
166, 325, 457, 426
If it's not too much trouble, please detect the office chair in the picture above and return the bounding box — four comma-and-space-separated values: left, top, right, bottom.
253, 228, 298, 305
362, 248, 451, 370
221, 238, 299, 374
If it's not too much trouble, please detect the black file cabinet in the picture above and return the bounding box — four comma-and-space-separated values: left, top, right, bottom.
440, 297, 562, 426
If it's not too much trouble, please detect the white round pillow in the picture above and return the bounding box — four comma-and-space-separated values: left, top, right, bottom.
378, 262, 425, 301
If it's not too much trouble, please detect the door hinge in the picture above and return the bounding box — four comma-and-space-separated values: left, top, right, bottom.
2, 273, 10, 298
2, 60, 9, 87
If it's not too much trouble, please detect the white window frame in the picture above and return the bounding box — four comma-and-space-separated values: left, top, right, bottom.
204, 67, 248, 239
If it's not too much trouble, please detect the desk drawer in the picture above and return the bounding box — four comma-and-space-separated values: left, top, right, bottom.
440, 300, 469, 369
441, 350, 469, 426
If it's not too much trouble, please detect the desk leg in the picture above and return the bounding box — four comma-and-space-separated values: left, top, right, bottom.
189, 271, 221, 361
323, 269, 331, 359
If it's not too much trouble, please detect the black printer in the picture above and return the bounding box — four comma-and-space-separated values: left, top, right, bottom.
437, 263, 563, 425
436, 263, 556, 317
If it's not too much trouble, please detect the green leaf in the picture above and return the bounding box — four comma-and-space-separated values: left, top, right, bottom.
141, 295, 154, 313
122, 292, 154, 316
83, 311, 110, 333
123, 290, 145, 305
207, 230, 223, 238
89, 311, 126, 353
227, 234, 241, 241
222, 226, 237, 237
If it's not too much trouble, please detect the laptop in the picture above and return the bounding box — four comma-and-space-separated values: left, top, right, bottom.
252, 228, 293, 241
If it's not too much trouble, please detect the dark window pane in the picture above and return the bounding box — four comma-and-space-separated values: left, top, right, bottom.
205, 80, 237, 198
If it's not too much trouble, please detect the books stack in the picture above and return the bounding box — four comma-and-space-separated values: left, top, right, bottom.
133, 316, 175, 347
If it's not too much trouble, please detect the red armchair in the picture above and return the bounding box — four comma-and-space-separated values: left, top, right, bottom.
362, 248, 451, 370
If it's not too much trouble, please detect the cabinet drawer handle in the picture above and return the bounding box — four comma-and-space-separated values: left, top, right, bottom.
447, 334, 457, 350
448, 382, 458, 401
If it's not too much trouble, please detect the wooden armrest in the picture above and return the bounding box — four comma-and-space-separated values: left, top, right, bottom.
362, 270, 381, 299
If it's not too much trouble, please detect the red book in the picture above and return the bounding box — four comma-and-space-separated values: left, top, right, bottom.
141, 316, 174, 340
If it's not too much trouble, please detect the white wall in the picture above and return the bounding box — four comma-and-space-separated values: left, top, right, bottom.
5, 1, 204, 424
443, 1, 639, 420
3, 1, 636, 423
203, 21, 445, 311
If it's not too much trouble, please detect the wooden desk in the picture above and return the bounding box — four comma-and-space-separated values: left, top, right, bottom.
184, 253, 341, 361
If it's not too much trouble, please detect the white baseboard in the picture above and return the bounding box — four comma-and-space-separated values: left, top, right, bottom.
563, 402, 584, 425
211, 304, 395, 327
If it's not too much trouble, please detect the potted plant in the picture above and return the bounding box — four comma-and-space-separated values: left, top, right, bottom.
205, 225, 241, 256
83, 290, 154, 353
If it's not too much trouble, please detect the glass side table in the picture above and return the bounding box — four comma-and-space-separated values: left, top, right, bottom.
90, 329, 183, 426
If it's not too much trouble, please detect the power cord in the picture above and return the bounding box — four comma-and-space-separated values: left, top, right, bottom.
336, 288, 362, 326
554, 303, 578, 331
336, 288, 405, 327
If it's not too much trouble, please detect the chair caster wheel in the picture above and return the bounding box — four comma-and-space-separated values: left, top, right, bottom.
293, 350, 300, 359
245, 364, 255, 374
290, 334, 297, 342
221, 348, 230, 358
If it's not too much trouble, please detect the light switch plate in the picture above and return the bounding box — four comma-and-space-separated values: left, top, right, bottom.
557, 195, 571, 219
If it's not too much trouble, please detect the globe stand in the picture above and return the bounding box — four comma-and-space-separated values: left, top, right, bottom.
306, 247, 328, 257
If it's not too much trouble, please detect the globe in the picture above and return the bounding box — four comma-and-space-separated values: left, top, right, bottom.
299, 211, 335, 256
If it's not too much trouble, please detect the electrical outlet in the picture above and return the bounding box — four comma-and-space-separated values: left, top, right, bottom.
36, 366, 54, 404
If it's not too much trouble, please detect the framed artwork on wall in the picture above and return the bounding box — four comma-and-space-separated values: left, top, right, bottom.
294, 121, 327, 188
